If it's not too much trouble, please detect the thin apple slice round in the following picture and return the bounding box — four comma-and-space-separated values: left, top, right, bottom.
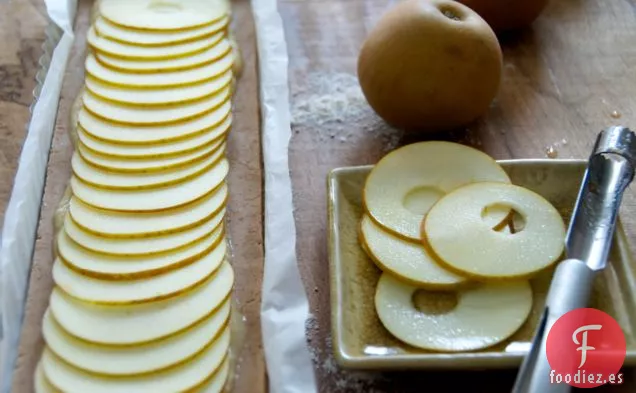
77, 139, 224, 173
85, 52, 233, 88
53, 235, 225, 304
35, 362, 55, 393
88, 26, 221, 60
199, 356, 229, 393
78, 118, 229, 160
96, 39, 231, 73
79, 100, 231, 144
85, 71, 232, 106
83, 86, 229, 125
69, 184, 227, 237
71, 145, 224, 190
94, 16, 229, 46
57, 226, 225, 279
77, 115, 230, 159
41, 328, 230, 392
63, 208, 224, 256
50, 261, 233, 345
424, 182, 565, 280
360, 215, 466, 289
43, 301, 230, 375
375, 273, 532, 351
364, 142, 511, 241
70, 158, 228, 211
100, 0, 229, 31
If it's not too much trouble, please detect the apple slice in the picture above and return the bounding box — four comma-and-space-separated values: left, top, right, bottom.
94, 15, 229, 46
85, 72, 232, 107
63, 207, 224, 256
53, 234, 225, 303
71, 145, 224, 191
70, 158, 228, 211
82, 86, 230, 125
364, 142, 510, 241
78, 100, 231, 144
99, 0, 229, 31
50, 261, 233, 345
199, 356, 230, 393
42, 301, 229, 375
41, 328, 230, 392
360, 215, 466, 289
96, 38, 232, 73
375, 273, 532, 351
424, 182, 565, 280
69, 184, 227, 237
57, 226, 225, 279
88, 26, 221, 60
77, 115, 230, 159
34, 362, 55, 393
76, 139, 224, 173
85, 52, 233, 88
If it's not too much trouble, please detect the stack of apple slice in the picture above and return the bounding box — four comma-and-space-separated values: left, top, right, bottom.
36, 1, 236, 391
360, 142, 566, 352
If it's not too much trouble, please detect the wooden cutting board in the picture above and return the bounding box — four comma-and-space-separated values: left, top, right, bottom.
280, 0, 636, 391
10, 1, 266, 392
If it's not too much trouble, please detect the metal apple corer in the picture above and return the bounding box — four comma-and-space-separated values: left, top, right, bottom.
512, 126, 636, 392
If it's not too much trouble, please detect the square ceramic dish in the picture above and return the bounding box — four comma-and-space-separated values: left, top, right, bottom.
327, 159, 636, 370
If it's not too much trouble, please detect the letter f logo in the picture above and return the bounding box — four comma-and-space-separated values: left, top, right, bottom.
572, 324, 602, 368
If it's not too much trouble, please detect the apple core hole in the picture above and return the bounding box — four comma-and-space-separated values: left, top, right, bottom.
509, 209, 527, 233
482, 203, 512, 230
148, 0, 182, 13
439, 5, 463, 21
412, 290, 458, 315
403, 186, 445, 215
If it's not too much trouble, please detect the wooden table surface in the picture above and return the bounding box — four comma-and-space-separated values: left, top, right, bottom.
1, 0, 636, 392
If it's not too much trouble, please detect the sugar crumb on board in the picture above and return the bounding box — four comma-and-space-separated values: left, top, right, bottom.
305, 313, 387, 393
290, 72, 403, 152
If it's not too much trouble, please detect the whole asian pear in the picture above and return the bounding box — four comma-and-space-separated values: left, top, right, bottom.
357, 0, 502, 132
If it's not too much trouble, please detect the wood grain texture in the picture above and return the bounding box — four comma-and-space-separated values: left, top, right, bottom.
280, 0, 636, 391
10, 1, 265, 392
0, 0, 47, 230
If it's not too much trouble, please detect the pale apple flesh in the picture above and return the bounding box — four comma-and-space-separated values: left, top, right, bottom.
68, 184, 227, 237
41, 328, 230, 393
87, 26, 220, 60
76, 139, 226, 173
364, 141, 511, 241
57, 226, 226, 279
199, 357, 231, 393
85, 53, 234, 88
94, 15, 229, 46
85, 72, 233, 107
78, 100, 232, 144
50, 261, 234, 346
42, 302, 230, 375
82, 86, 230, 125
77, 114, 231, 158
99, 0, 229, 31
360, 214, 467, 289
375, 273, 533, 351
52, 238, 225, 304
69, 157, 228, 211
96, 38, 232, 73
71, 146, 225, 191
34, 362, 56, 393
424, 182, 566, 279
